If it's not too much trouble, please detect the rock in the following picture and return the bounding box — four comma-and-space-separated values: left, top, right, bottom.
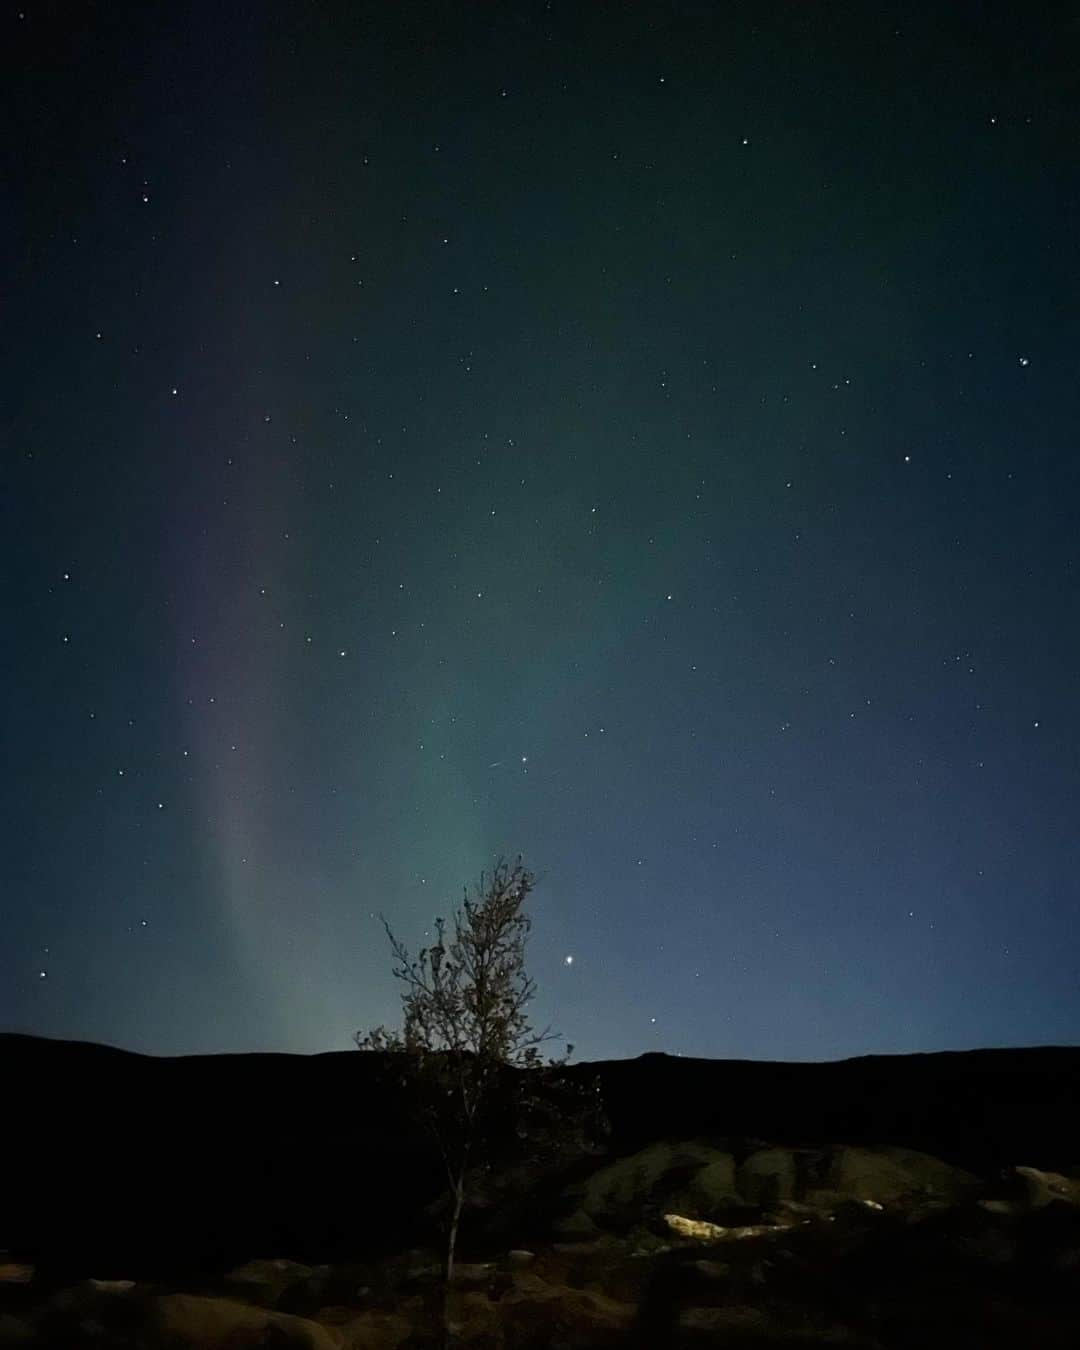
776, 1199, 823, 1220
331, 1306, 412, 1349
1015, 1196, 1080, 1262
447, 1289, 502, 1346
979, 1167, 1080, 1219
297, 1261, 377, 1309
392, 1249, 442, 1292
550, 1237, 613, 1257
35, 1280, 150, 1346
679, 1303, 876, 1345
0, 1315, 33, 1348
824, 1146, 978, 1208
689, 1258, 731, 1283
1013, 1165, 1080, 1209
832, 1198, 888, 1227
151, 1293, 341, 1349
955, 1227, 1017, 1267
565, 1139, 729, 1231
311, 1304, 357, 1325
45, 1280, 140, 1312
664, 1213, 726, 1241
276, 1274, 339, 1318
507, 1249, 536, 1267
668, 1153, 740, 1217
450, 1261, 496, 1287
677, 1304, 769, 1336
551, 1206, 601, 1240
663, 1211, 793, 1242
499, 1278, 634, 1348
223, 1257, 315, 1308
628, 1230, 671, 1256
737, 1148, 799, 1208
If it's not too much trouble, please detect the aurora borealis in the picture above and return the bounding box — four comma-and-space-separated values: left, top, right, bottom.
4, 1, 1078, 1060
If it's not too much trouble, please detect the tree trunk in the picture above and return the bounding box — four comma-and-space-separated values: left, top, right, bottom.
443, 1177, 465, 1348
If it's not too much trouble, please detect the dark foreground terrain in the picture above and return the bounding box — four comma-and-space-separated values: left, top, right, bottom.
2, 1035, 1079, 1347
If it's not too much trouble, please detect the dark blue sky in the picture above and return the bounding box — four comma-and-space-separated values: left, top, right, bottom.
4, 1, 1078, 1059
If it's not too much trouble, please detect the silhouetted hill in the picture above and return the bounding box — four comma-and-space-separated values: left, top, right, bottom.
587, 1045, 1080, 1167
3, 1034, 1077, 1279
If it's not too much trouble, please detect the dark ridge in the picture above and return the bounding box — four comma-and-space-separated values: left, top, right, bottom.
3, 1033, 1078, 1279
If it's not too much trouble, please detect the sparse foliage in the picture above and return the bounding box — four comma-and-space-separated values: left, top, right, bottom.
355, 857, 606, 1342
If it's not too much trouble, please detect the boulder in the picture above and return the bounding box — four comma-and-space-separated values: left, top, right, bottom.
677, 1304, 769, 1336
275, 1262, 377, 1315
667, 1153, 740, 1219
388, 1248, 443, 1293
664, 1212, 794, 1243
737, 1148, 799, 1208
498, 1275, 634, 1348
0, 1315, 32, 1348
36, 1280, 150, 1346
447, 1289, 501, 1347
311, 1305, 358, 1326
330, 1306, 412, 1349
562, 1140, 732, 1232
551, 1207, 601, 1241
151, 1293, 341, 1349
1012, 1165, 1080, 1209
820, 1146, 978, 1208
223, 1257, 315, 1308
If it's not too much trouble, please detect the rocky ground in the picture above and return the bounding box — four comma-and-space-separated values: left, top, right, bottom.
3, 1144, 1080, 1348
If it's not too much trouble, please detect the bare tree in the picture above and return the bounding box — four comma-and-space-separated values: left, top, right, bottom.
356, 856, 601, 1340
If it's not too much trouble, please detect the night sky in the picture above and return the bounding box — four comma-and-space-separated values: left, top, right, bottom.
4, 2, 1078, 1061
